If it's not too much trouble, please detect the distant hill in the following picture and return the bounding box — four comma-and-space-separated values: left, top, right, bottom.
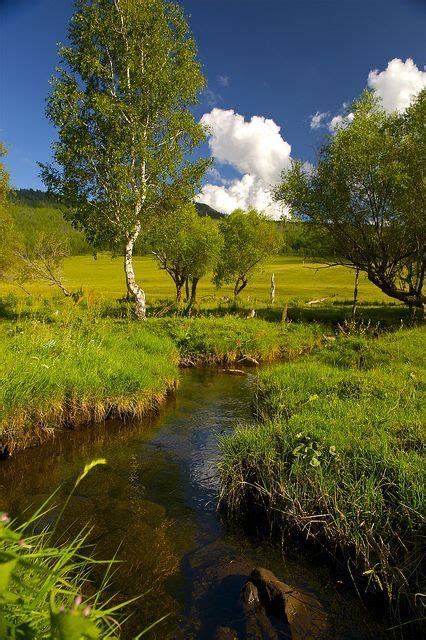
9, 188, 62, 208
194, 202, 224, 219
10, 189, 223, 220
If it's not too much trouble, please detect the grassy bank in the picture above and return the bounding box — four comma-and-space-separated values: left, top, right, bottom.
0, 317, 179, 453
0, 304, 327, 453
219, 327, 425, 622
151, 315, 326, 365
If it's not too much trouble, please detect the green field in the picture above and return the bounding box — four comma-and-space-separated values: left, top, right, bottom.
0, 253, 393, 305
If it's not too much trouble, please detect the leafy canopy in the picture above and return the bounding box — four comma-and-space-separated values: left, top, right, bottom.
40, 0, 210, 249
213, 209, 280, 296
274, 89, 425, 308
149, 204, 222, 300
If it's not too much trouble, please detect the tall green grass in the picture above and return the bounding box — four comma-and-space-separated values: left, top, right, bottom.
219, 327, 425, 625
149, 315, 326, 365
0, 299, 328, 452
0, 459, 152, 639
0, 315, 179, 453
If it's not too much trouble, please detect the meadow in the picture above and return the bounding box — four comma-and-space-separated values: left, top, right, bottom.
0, 252, 393, 304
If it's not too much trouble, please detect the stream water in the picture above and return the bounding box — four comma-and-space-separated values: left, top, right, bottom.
0, 369, 386, 639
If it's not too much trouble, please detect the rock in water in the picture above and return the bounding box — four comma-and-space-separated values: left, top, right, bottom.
214, 626, 239, 640
241, 581, 260, 607
224, 368, 246, 376
250, 567, 288, 618
250, 566, 329, 639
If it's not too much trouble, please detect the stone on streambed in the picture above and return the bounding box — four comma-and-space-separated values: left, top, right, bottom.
224, 368, 247, 376
214, 626, 239, 640
248, 567, 329, 640
241, 581, 260, 607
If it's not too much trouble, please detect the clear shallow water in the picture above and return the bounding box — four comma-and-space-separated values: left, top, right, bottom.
0, 369, 385, 639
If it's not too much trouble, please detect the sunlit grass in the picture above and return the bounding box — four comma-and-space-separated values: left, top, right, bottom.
219, 326, 426, 620
0, 253, 394, 304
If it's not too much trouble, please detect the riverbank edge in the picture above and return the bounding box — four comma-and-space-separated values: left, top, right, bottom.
0, 316, 327, 456
217, 326, 425, 633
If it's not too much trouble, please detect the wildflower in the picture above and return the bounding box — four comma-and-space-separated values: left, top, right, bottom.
1, 512, 9, 523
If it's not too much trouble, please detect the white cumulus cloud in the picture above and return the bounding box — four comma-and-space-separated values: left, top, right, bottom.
310, 111, 329, 129
197, 108, 291, 218
197, 174, 287, 218
367, 58, 426, 113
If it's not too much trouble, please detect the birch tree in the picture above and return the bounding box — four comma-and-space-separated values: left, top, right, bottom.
40, 0, 209, 318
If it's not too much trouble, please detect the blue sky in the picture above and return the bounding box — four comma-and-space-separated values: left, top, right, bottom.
0, 0, 425, 214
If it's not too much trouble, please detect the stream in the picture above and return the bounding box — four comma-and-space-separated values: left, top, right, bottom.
0, 369, 386, 639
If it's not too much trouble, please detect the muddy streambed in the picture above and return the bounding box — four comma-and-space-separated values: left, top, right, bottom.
0, 369, 385, 639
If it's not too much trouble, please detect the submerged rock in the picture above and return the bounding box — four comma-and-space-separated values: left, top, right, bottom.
249, 566, 329, 639
214, 626, 239, 640
250, 567, 288, 618
225, 368, 246, 376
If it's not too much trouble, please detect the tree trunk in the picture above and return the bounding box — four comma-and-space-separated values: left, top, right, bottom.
234, 276, 247, 297
176, 281, 183, 304
185, 277, 199, 315
185, 278, 190, 302
124, 222, 146, 320
270, 272, 276, 305
351, 268, 359, 319
190, 277, 199, 305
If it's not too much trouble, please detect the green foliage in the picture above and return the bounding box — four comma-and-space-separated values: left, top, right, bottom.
220, 326, 426, 617
0, 460, 125, 639
40, 0, 210, 316
0, 145, 24, 281
149, 204, 222, 304
214, 209, 280, 296
275, 89, 426, 309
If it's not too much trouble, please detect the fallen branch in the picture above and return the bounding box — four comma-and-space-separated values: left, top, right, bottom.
306, 294, 337, 305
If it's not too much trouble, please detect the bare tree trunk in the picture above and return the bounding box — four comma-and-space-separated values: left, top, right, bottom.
185, 277, 190, 302
234, 276, 247, 297
185, 277, 199, 315
351, 267, 359, 319
124, 221, 146, 320
176, 281, 183, 304
189, 277, 199, 306
270, 272, 276, 305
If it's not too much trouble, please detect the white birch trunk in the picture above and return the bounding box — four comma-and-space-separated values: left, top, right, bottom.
270, 272, 276, 305
124, 220, 146, 320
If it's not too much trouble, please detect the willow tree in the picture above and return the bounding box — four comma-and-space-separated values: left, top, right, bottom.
275, 90, 425, 312
40, 0, 209, 318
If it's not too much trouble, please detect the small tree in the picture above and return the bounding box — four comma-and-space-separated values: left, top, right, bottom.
213, 209, 279, 297
275, 90, 425, 312
40, 0, 209, 319
149, 204, 222, 307
16, 232, 74, 298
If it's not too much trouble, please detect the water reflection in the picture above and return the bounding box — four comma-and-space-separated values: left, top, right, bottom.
0, 370, 384, 639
